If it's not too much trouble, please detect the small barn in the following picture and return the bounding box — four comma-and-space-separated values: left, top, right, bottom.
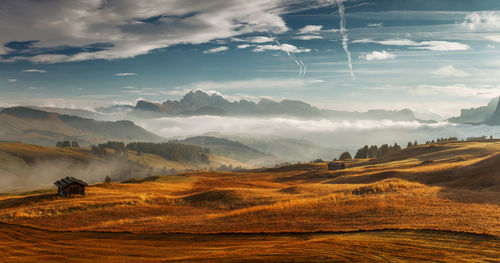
54, 177, 88, 197
328, 162, 345, 170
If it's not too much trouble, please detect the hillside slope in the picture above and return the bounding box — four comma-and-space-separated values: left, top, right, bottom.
0, 142, 251, 192
0, 107, 162, 146
1, 140, 499, 236
172, 136, 276, 165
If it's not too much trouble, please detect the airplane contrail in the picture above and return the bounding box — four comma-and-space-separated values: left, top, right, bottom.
336, 0, 356, 80
267, 30, 306, 78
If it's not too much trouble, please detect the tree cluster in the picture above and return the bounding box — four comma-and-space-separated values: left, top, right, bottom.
126, 142, 210, 164
353, 143, 402, 159
56, 141, 80, 148
425, 137, 459, 144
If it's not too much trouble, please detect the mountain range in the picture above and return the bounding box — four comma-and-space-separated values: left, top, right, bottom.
448, 96, 500, 125
96, 90, 429, 122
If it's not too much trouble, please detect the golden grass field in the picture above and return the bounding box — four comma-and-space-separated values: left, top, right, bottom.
0, 140, 499, 261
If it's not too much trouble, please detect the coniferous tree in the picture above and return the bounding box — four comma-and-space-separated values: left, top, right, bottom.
339, 151, 352, 160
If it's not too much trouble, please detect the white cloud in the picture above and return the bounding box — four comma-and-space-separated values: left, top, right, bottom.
353, 38, 418, 46
359, 50, 396, 61
294, 35, 323, 40
485, 35, 500, 43
252, 44, 310, 53
185, 78, 323, 91
353, 38, 470, 51
0, 1, 341, 63
298, 25, 323, 34
431, 66, 470, 78
367, 23, 383, 27
463, 11, 500, 30
116, 73, 137, 76
122, 86, 137, 89
237, 44, 252, 49
203, 46, 229, 54
487, 44, 496, 49
22, 69, 46, 73
410, 84, 498, 98
245, 36, 274, 43
7, 79, 16, 83
413, 41, 470, 51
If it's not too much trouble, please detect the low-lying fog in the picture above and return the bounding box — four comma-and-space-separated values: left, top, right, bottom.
135, 116, 500, 155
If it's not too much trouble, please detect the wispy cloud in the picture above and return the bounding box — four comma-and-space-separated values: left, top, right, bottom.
431, 66, 469, 78
298, 25, 323, 34
183, 78, 324, 91
237, 44, 252, 49
115, 73, 137, 76
367, 23, 383, 27
463, 11, 500, 30
294, 35, 323, 40
7, 79, 17, 83
22, 69, 46, 73
203, 46, 229, 54
359, 50, 396, 61
251, 44, 310, 53
353, 38, 470, 51
485, 35, 500, 43
410, 84, 498, 97
245, 36, 274, 43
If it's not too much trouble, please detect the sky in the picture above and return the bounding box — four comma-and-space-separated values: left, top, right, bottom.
1, 0, 500, 118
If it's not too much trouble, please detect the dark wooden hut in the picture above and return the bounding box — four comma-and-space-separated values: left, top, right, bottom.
54, 177, 88, 197
328, 162, 345, 170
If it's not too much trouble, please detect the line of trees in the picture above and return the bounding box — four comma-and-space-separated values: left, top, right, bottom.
90, 141, 211, 164
353, 143, 402, 159
126, 142, 210, 163
56, 141, 80, 148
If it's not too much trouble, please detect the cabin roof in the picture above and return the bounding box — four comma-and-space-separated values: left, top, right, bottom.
328, 162, 344, 165
54, 177, 88, 188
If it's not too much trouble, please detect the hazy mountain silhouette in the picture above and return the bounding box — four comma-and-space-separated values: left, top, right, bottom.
0, 107, 162, 146
98, 90, 423, 121
485, 96, 500, 126
448, 97, 499, 124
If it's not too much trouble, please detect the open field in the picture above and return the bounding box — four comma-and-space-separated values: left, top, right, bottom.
1, 223, 498, 262
1, 140, 500, 261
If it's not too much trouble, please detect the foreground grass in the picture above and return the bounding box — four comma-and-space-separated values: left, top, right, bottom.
0, 223, 498, 262
0, 140, 499, 261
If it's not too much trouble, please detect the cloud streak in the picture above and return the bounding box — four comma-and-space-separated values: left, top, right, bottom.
203, 46, 229, 54
431, 66, 469, 78
336, 0, 356, 80
353, 38, 470, 51
22, 69, 46, 73
116, 73, 137, 76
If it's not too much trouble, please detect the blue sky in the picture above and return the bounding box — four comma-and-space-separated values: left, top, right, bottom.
1, 0, 500, 117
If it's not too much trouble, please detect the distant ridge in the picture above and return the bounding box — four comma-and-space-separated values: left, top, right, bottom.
96, 90, 425, 122
0, 107, 162, 146
485, 96, 500, 126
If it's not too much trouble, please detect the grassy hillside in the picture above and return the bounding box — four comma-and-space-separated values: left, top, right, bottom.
173, 136, 276, 165
1, 140, 499, 261
0, 142, 251, 192
0, 107, 162, 146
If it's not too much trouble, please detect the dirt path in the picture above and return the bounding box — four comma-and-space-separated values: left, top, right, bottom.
0, 223, 498, 262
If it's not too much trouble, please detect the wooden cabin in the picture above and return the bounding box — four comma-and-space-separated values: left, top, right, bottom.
328, 162, 345, 170
54, 177, 88, 197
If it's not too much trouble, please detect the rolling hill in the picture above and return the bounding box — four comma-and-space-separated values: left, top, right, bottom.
0, 107, 162, 146
0, 140, 499, 261
171, 136, 276, 165
0, 142, 251, 192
